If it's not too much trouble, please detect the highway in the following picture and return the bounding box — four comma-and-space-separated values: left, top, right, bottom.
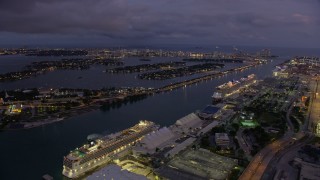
238, 135, 295, 180
262, 133, 312, 180
239, 84, 299, 180
260, 79, 319, 179
308, 79, 320, 134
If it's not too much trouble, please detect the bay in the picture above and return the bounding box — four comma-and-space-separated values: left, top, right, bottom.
0, 58, 283, 180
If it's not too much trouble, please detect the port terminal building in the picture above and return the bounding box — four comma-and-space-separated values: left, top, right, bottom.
134, 112, 222, 156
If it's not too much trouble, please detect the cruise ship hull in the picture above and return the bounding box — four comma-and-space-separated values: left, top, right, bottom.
62, 156, 112, 179
62, 148, 131, 178
62, 121, 158, 179
212, 98, 222, 104
212, 74, 256, 102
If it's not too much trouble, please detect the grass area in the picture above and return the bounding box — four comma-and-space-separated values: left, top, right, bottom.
259, 112, 280, 124
240, 121, 258, 127
310, 137, 320, 145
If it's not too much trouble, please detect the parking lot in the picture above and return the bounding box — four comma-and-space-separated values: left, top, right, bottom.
162, 148, 238, 179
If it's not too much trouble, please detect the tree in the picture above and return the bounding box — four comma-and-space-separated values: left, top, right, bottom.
232, 123, 240, 131
238, 149, 244, 157
192, 144, 196, 150
211, 125, 225, 134
230, 130, 236, 137
200, 136, 210, 148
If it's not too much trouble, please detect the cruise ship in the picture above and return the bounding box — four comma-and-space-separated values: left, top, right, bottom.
212, 74, 256, 103
62, 120, 158, 179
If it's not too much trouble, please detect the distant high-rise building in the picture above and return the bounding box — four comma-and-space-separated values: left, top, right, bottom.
258, 49, 271, 58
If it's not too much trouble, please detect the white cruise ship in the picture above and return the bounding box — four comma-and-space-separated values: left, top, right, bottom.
62, 120, 158, 179
212, 74, 256, 103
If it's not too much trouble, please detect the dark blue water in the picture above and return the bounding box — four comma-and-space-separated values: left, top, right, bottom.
0, 47, 319, 180
0, 55, 66, 74
0, 56, 241, 90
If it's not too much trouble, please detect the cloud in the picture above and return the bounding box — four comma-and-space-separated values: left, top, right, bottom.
0, 0, 319, 47
292, 13, 313, 24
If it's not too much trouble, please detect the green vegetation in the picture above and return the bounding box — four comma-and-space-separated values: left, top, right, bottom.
251, 126, 272, 147
231, 123, 240, 131
258, 112, 286, 131
228, 168, 241, 180
100, 94, 148, 112
200, 135, 222, 154
310, 137, 320, 145
300, 145, 320, 161
240, 120, 259, 127
200, 135, 210, 148
289, 106, 306, 133
210, 125, 226, 134
243, 126, 274, 155
292, 106, 306, 124
0, 89, 39, 101
290, 116, 300, 133
305, 97, 310, 107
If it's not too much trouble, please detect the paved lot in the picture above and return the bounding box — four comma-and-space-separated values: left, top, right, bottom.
163, 148, 237, 180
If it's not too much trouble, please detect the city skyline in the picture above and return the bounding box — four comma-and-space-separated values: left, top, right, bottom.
0, 0, 319, 48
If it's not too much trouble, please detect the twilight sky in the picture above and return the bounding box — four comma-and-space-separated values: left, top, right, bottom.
0, 0, 319, 48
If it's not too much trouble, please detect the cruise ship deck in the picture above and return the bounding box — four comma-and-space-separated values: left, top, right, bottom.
62, 120, 158, 179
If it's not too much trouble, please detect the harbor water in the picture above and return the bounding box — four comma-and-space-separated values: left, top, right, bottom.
0, 47, 319, 179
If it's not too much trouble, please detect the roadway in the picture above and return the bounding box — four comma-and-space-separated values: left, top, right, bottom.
236, 128, 252, 157
1, 63, 257, 109
308, 79, 320, 134
260, 79, 319, 179
238, 135, 295, 180
156, 63, 256, 93
262, 133, 312, 180
239, 84, 298, 180
0, 63, 257, 129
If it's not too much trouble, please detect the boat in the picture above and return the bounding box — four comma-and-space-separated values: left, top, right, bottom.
56, 117, 64, 121
212, 74, 256, 103
62, 120, 158, 179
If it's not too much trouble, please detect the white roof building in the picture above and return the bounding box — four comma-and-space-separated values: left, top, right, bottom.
197, 121, 219, 136
175, 113, 202, 128
140, 127, 175, 150
165, 137, 196, 157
